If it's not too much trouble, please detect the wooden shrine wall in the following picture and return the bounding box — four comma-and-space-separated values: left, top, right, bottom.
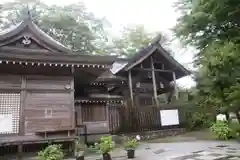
0, 74, 74, 136
82, 104, 107, 122
80, 104, 109, 134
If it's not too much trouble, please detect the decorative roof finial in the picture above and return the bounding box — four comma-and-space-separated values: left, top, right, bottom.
27, 4, 32, 20
22, 4, 32, 21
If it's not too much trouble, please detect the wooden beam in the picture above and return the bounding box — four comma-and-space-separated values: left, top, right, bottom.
131, 68, 173, 73
150, 57, 158, 104
153, 60, 165, 64
172, 71, 179, 100
128, 70, 134, 105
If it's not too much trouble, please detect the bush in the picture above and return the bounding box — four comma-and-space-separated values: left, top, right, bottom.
94, 136, 115, 154
229, 122, 240, 138
210, 121, 232, 140
184, 111, 213, 130
123, 137, 138, 150
37, 144, 64, 160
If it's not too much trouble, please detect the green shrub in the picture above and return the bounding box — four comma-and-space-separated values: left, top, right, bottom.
94, 136, 115, 154
123, 137, 138, 150
210, 121, 232, 140
37, 144, 64, 160
229, 122, 240, 138
184, 111, 213, 130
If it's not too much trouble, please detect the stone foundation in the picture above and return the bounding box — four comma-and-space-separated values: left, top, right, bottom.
83, 128, 185, 144
113, 128, 186, 144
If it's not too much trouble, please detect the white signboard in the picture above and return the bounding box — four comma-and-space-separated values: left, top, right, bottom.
160, 109, 179, 126
0, 114, 13, 133
216, 114, 227, 121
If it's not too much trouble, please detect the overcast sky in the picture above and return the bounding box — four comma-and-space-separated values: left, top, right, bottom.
1, 0, 196, 88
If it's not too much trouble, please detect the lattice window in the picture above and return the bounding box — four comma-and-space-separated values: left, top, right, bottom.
0, 93, 20, 134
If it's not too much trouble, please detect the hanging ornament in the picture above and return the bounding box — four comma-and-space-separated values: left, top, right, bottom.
22, 36, 31, 45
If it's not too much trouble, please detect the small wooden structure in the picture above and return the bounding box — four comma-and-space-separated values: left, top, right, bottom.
110, 36, 191, 106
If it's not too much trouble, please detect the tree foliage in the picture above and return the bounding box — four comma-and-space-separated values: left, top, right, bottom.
174, 0, 240, 121
197, 41, 240, 113
109, 25, 171, 57
174, 0, 240, 56
110, 25, 157, 57
0, 0, 110, 54
0, 1, 171, 57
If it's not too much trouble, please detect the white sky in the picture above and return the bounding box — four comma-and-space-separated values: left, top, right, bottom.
1, 0, 196, 88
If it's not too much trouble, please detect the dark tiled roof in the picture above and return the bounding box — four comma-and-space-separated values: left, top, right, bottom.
115, 34, 191, 79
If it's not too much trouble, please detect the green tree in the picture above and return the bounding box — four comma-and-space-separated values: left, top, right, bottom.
174, 0, 240, 121
174, 0, 240, 57
197, 41, 240, 120
0, 0, 110, 54
109, 25, 170, 57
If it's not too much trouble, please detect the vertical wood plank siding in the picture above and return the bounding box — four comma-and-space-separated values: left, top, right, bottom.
0, 74, 74, 135
81, 104, 106, 122
24, 77, 73, 134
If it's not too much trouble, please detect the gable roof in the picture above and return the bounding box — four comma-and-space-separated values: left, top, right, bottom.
115, 35, 191, 80
0, 17, 118, 67
0, 18, 71, 53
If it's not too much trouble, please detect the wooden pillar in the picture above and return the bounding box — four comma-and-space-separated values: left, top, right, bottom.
106, 102, 110, 133
150, 56, 158, 104
128, 70, 134, 106
19, 76, 26, 136
71, 67, 75, 130
172, 71, 179, 100
17, 144, 23, 160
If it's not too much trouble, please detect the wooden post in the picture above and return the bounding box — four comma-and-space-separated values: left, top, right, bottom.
19, 76, 26, 136
172, 71, 179, 100
17, 144, 23, 160
71, 67, 75, 130
150, 56, 158, 104
105, 102, 110, 133
68, 141, 73, 156
128, 70, 134, 106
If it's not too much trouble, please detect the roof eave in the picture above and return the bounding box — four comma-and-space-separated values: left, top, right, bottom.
0, 51, 117, 65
